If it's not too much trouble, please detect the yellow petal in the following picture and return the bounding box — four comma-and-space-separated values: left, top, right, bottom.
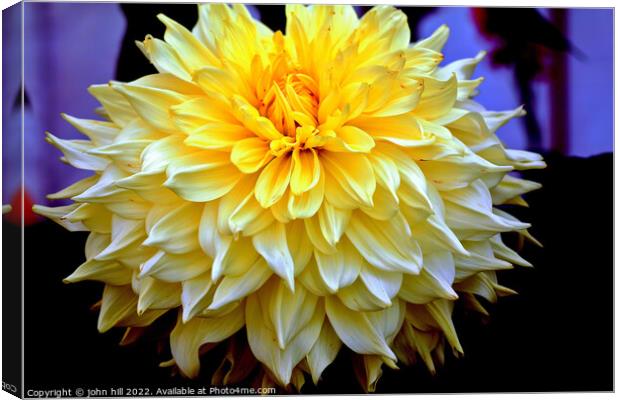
95, 216, 145, 260
290, 148, 321, 195
32, 204, 88, 232
112, 81, 188, 134
252, 223, 295, 291
208, 257, 272, 310
324, 296, 396, 360
287, 170, 325, 219
186, 122, 254, 152
231, 95, 283, 141
323, 126, 375, 153
245, 293, 324, 386
61, 114, 118, 145
170, 307, 245, 378
321, 151, 375, 208
413, 75, 457, 120
368, 152, 400, 198
360, 264, 402, 308
217, 174, 257, 235
408, 212, 468, 256
170, 97, 238, 133
360, 184, 399, 221
425, 300, 463, 354
317, 201, 351, 247
399, 252, 458, 303
352, 114, 432, 148
140, 34, 191, 80
137, 277, 181, 314
181, 272, 213, 322
143, 203, 201, 254
229, 193, 275, 236
88, 84, 138, 126
315, 238, 362, 292
230, 137, 273, 174
455, 240, 512, 278
304, 214, 337, 255
98, 284, 166, 333
346, 212, 421, 274
157, 13, 220, 71
255, 154, 293, 208
97, 285, 139, 333
64, 259, 132, 286
194, 66, 256, 105
45, 132, 109, 171
298, 259, 334, 297
215, 237, 260, 280
443, 180, 530, 240
140, 250, 210, 282
165, 151, 242, 202
47, 175, 99, 200
306, 320, 342, 385
489, 174, 542, 205
286, 220, 314, 275
260, 278, 319, 349
413, 24, 449, 52
489, 234, 532, 267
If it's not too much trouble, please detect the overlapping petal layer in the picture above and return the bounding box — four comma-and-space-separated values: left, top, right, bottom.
35, 4, 544, 392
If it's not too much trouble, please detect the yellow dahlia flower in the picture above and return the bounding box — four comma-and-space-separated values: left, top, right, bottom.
34, 4, 545, 391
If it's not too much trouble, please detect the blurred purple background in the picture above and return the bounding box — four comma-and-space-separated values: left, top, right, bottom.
2, 3, 614, 216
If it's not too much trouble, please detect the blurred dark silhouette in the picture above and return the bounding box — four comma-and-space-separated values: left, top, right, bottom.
471, 8, 584, 152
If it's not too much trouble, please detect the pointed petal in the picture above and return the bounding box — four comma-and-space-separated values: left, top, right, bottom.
65, 259, 132, 286
325, 296, 396, 360
143, 203, 202, 253
245, 294, 324, 386
260, 278, 319, 349
164, 152, 242, 202
318, 201, 351, 246
307, 320, 342, 384
181, 272, 213, 322
315, 238, 362, 292
290, 148, 321, 195
346, 212, 421, 273
88, 84, 139, 126
170, 307, 245, 378
230, 137, 273, 173
399, 252, 458, 303
322, 151, 375, 208
97, 285, 138, 333
255, 154, 293, 208
252, 223, 295, 290
287, 170, 325, 219
140, 250, 210, 282
137, 277, 181, 314
209, 258, 272, 310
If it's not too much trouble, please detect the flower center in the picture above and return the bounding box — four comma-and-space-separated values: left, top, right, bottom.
259, 72, 319, 137
269, 125, 326, 157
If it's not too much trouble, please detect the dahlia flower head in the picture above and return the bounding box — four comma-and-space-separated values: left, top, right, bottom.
35, 4, 545, 391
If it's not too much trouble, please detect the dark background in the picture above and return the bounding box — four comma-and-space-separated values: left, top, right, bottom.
8, 4, 614, 395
